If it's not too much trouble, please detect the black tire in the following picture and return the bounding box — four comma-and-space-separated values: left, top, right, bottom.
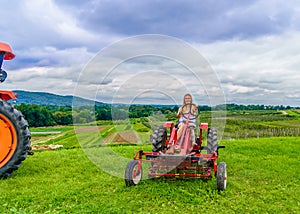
125, 160, 142, 186
150, 126, 167, 152
0, 99, 31, 178
216, 162, 227, 191
207, 127, 218, 154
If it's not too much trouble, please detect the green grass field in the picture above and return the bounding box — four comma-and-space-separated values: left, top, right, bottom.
1, 110, 300, 213
1, 136, 299, 213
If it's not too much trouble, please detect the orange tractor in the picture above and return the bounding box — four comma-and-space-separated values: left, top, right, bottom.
0, 42, 31, 178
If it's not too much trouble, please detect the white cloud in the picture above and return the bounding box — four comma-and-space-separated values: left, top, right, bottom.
196, 30, 300, 105
1, 0, 300, 106
19, 0, 100, 47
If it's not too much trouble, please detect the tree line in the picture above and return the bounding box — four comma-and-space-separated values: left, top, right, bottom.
14, 103, 295, 127
15, 104, 179, 127
16, 104, 73, 127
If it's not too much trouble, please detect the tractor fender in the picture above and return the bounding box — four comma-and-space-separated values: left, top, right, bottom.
0, 42, 15, 60
200, 123, 208, 130
164, 122, 174, 128
0, 90, 17, 101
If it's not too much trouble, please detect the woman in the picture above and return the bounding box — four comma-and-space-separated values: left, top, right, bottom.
175, 93, 198, 153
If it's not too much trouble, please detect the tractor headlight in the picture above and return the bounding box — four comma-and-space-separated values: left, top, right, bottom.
0, 69, 7, 82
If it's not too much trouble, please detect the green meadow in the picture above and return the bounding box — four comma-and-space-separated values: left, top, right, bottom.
1, 110, 299, 213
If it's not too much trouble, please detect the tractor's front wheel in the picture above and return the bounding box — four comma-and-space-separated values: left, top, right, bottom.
0, 99, 31, 178
216, 162, 227, 191
125, 160, 142, 186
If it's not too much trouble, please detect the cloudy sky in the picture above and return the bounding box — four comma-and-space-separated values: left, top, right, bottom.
1, 0, 300, 106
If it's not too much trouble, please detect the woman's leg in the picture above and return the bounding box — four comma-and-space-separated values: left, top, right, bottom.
177, 123, 184, 139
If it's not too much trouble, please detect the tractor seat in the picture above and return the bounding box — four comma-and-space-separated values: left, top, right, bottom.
175, 121, 197, 129
188, 123, 196, 129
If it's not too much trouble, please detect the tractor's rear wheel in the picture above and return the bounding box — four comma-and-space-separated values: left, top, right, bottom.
216, 162, 227, 191
0, 99, 31, 178
207, 127, 218, 154
125, 160, 142, 186
150, 126, 167, 152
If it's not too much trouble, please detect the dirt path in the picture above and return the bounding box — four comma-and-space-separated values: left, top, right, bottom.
31, 132, 66, 145
74, 126, 109, 133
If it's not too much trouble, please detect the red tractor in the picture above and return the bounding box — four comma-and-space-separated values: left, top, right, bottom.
0, 42, 31, 178
125, 103, 227, 191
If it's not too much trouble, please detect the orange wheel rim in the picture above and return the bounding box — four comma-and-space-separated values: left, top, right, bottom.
0, 114, 17, 168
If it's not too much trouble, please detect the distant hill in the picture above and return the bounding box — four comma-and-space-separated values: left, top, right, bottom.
13, 90, 104, 106
9, 90, 299, 109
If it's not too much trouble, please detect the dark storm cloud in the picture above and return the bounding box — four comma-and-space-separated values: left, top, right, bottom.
56, 0, 296, 42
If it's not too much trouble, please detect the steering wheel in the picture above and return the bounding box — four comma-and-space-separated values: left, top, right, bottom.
180, 103, 199, 120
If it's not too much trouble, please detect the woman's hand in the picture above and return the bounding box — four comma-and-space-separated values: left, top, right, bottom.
177, 107, 182, 118
192, 104, 198, 114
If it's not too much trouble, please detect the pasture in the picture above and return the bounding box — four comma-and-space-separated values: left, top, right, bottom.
1, 110, 300, 213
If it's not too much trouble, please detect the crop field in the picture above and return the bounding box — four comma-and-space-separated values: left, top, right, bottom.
222, 110, 300, 139
1, 110, 300, 213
